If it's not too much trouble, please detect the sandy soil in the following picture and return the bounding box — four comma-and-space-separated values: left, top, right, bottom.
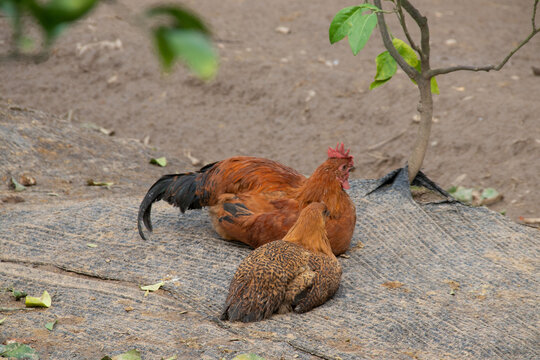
1, 0, 539, 221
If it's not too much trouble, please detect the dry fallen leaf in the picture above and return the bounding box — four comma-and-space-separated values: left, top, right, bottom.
381, 281, 404, 289
19, 175, 36, 186
2, 195, 25, 204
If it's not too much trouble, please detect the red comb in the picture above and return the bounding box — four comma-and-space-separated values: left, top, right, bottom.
327, 143, 353, 162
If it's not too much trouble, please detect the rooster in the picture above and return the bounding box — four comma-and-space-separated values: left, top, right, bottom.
137, 143, 356, 255
220, 202, 342, 322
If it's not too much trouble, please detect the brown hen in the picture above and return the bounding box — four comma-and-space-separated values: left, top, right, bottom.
220, 202, 342, 322
138, 143, 355, 255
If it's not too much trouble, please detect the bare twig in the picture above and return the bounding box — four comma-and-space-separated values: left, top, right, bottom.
427, 0, 539, 77
367, 129, 407, 151
399, 0, 430, 64
396, 0, 420, 53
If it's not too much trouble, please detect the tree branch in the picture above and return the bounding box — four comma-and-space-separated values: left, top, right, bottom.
533, 0, 539, 29
399, 0, 430, 63
427, 0, 539, 78
396, 0, 420, 53
373, 0, 419, 81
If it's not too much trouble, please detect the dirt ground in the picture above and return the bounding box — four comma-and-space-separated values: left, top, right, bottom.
1, 0, 539, 221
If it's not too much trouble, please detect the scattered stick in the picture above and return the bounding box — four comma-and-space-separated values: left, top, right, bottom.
367, 129, 407, 151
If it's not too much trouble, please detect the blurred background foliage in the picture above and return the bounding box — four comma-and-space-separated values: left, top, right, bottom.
0, 0, 218, 79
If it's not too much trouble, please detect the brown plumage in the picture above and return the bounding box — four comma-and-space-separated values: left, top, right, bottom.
138, 143, 356, 255
220, 202, 342, 322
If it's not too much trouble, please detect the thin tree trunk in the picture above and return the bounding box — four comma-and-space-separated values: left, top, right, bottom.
407, 77, 433, 183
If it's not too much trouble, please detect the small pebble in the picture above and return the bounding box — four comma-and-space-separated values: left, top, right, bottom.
275, 26, 291, 34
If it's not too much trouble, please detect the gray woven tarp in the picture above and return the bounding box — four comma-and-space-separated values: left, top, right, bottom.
1, 105, 539, 359
1, 167, 538, 359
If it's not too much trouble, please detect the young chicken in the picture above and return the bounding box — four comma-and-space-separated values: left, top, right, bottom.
138, 143, 355, 255
220, 202, 342, 322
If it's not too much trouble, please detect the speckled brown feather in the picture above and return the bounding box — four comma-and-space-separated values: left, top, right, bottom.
138, 151, 356, 255
221, 203, 342, 322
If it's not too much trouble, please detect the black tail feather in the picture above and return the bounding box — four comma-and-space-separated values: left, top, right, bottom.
137, 171, 208, 240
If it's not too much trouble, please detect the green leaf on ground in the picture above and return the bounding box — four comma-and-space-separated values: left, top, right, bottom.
232, 354, 266, 360
87, 243, 98, 248
149, 157, 167, 167
45, 319, 57, 331
348, 11, 378, 55
25, 290, 52, 308
481, 188, 499, 200
11, 177, 26, 192
0, 342, 39, 359
0, 317, 6, 325
448, 186, 473, 204
112, 349, 142, 360
140, 281, 165, 292
12, 290, 27, 300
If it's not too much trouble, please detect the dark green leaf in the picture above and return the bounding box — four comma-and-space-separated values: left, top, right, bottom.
329, 6, 360, 44
153, 28, 218, 79
348, 12, 378, 55
374, 50, 397, 81
147, 5, 210, 34
0, 343, 39, 360
25, 0, 98, 45
329, 4, 379, 44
